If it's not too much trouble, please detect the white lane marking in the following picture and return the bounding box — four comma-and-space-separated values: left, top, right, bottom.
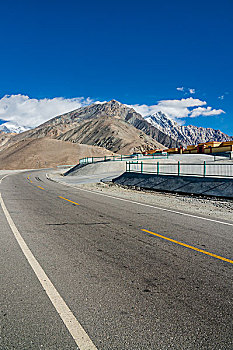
0, 174, 9, 184
0, 193, 98, 350
47, 176, 233, 227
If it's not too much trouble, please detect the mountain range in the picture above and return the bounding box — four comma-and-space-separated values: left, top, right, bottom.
145, 112, 233, 146
0, 99, 232, 169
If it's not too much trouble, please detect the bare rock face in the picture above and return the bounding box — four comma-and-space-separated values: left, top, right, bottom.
57, 115, 165, 154
0, 131, 17, 151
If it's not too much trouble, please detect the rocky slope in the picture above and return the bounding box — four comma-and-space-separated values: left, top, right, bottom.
57, 115, 164, 154
0, 131, 16, 151
145, 112, 233, 146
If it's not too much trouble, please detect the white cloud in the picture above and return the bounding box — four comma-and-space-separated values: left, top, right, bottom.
157, 98, 205, 108
0, 94, 93, 128
189, 107, 225, 118
131, 98, 205, 119
188, 88, 195, 94
0, 94, 226, 130
177, 87, 195, 94
130, 97, 225, 120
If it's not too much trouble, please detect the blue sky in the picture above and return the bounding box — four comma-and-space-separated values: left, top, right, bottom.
0, 0, 232, 134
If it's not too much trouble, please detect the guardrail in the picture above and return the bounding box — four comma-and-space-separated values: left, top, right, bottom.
126, 161, 233, 178
79, 153, 168, 165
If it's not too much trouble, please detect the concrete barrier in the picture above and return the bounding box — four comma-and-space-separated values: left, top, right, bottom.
113, 172, 233, 199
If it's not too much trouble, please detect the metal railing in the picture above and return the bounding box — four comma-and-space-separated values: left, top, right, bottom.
126, 161, 233, 178
79, 153, 168, 165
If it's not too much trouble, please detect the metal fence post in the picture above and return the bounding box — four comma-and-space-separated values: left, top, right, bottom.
157, 161, 159, 175
141, 161, 143, 173
203, 161, 206, 177
92, 157, 94, 163
178, 161, 180, 176
128, 162, 130, 172
121, 155, 123, 161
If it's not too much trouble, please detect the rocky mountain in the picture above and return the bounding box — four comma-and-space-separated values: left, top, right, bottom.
57, 115, 164, 154
2, 100, 176, 153
145, 112, 233, 146
2, 100, 231, 156
25, 100, 179, 148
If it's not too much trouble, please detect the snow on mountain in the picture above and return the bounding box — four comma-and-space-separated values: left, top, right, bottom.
0, 122, 31, 134
144, 112, 233, 146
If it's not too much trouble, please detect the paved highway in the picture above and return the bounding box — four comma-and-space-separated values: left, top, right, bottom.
0, 170, 232, 349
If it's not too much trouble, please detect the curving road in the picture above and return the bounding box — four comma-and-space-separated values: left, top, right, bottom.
1, 170, 233, 349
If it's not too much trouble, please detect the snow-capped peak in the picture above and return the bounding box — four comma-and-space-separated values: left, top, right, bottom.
145, 111, 178, 133
0, 122, 31, 134
144, 111, 233, 146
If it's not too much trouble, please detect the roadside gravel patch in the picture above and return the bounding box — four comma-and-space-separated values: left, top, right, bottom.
75, 181, 233, 222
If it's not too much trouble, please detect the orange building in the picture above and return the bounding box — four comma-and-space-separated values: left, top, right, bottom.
145, 141, 233, 156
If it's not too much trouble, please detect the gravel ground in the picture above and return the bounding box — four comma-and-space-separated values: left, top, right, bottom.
74, 181, 233, 222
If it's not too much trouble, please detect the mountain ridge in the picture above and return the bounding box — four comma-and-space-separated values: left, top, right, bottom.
144, 111, 233, 146
1, 100, 232, 155
57, 115, 165, 154
1, 100, 177, 153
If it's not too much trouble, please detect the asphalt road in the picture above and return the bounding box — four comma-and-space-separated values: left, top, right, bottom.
0, 170, 232, 349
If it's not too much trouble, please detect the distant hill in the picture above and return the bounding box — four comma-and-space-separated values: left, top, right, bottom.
0, 137, 115, 170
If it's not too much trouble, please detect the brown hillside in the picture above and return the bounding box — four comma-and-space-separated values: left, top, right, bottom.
1, 100, 174, 154
0, 137, 115, 170
58, 116, 165, 154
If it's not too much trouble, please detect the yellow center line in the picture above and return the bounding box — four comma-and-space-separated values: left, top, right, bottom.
142, 229, 233, 264
37, 186, 45, 190
59, 196, 80, 206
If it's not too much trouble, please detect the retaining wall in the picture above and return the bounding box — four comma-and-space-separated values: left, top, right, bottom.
113, 173, 233, 199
